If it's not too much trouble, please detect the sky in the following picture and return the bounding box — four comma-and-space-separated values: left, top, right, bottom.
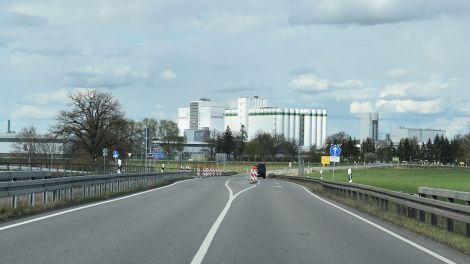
1, 0, 470, 139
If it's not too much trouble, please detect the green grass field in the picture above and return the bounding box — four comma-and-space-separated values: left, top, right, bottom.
307, 167, 470, 193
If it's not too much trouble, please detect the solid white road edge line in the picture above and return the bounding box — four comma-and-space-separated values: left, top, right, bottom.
191, 178, 257, 264
294, 183, 456, 264
0, 178, 195, 232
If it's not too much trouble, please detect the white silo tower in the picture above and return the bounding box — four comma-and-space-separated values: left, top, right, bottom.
316, 109, 322, 147
294, 109, 300, 142
321, 109, 327, 147
304, 109, 312, 147
289, 108, 295, 140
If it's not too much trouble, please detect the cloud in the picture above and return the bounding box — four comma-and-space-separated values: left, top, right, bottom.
379, 77, 448, 101
386, 69, 409, 78
159, 70, 176, 80
350, 101, 374, 113
375, 99, 442, 114
2, 11, 48, 27
12, 105, 57, 120
289, 0, 470, 26
27, 89, 69, 105
66, 66, 150, 89
290, 74, 362, 92
11, 46, 84, 57
435, 117, 470, 136
216, 85, 264, 94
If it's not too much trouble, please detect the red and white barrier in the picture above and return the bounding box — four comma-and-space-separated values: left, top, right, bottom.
250, 166, 258, 183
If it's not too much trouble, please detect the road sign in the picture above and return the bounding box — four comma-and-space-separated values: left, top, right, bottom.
112, 150, 119, 158
103, 148, 108, 157
330, 156, 340, 163
156, 152, 164, 159
330, 145, 341, 156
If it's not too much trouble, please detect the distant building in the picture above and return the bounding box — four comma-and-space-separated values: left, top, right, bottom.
224, 96, 268, 132
177, 98, 225, 136
391, 127, 446, 144
360, 113, 379, 142
224, 97, 327, 149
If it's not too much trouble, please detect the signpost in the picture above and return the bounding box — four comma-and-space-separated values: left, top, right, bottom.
102, 148, 108, 174
330, 145, 341, 181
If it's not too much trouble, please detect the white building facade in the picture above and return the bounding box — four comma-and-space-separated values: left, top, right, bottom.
391, 127, 446, 144
224, 96, 267, 133
177, 99, 225, 136
360, 113, 379, 142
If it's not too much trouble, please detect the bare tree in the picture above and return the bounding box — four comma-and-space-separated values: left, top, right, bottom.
15, 126, 63, 164
203, 129, 219, 160
157, 120, 184, 157
52, 89, 130, 162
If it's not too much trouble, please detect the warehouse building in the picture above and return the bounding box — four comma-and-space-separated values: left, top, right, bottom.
391, 127, 446, 144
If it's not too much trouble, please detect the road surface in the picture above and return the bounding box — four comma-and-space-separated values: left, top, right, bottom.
0, 174, 469, 264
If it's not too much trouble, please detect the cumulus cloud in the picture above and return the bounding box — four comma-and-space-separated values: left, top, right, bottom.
375, 99, 442, 114
350, 101, 374, 113
290, 74, 362, 92
28, 89, 69, 105
289, 0, 470, 26
159, 70, 176, 80
379, 77, 448, 101
66, 66, 150, 89
12, 104, 57, 120
386, 69, 409, 78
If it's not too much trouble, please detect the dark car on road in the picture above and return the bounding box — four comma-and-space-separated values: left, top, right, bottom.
256, 163, 266, 178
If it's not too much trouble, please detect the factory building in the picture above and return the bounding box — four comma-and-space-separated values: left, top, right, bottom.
391, 127, 446, 144
177, 98, 225, 136
224, 97, 327, 149
360, 113, 379, 142
224, 96, 267, 133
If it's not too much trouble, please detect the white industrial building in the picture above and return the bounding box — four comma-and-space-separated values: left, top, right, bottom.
391, 127, 446, 144
177, 98, 225, 136
360, 113, 379, 142
224, 96, 267, 133
224, 97, 327, 149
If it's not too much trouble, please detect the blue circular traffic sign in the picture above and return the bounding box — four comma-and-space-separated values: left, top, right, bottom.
330, 145, 341, 156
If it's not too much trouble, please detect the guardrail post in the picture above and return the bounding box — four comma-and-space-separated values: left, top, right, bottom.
82, 186, 86, 198
52, 190, 57, 202
447, 218, 454, 232
447, 196, 455, 232
431, 195, 438, 226
11, 195, 17, 209
43, 191, 48, 204
30, 193, 35, 206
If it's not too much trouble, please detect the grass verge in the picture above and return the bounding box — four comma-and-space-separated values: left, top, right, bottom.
0, 178, 187, 223
287, 179, 470, 255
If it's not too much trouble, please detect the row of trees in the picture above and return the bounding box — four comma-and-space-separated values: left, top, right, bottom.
205, 127, 470, 164
326, 132, 469, 165
15, 90, 184, 163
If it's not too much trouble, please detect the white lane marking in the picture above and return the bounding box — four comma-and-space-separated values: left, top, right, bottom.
191, 178, 257, 264
294, 183, 456, 264
0, 178, 195, 232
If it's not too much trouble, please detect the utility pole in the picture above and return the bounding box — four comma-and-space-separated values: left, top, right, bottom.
144, 127, 148, 172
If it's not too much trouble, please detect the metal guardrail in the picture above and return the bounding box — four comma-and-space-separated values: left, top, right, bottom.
0, 171, 52, 182
419, 187, 470, 205
0, 172, 193, 209
272, 175, 470, 237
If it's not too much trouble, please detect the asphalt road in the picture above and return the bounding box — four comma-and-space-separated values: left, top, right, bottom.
1, 174, 469, 264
